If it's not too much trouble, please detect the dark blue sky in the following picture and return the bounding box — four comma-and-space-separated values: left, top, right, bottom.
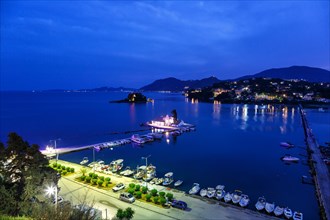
1, 1, 329, 90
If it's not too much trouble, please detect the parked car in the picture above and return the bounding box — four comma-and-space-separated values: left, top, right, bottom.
113, 183, 125, 192
171, 200, 187, 210
119, 192, 135, 203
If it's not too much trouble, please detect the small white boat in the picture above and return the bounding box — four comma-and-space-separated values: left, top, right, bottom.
162, 172, 174, 186
215, 189, 225, 200
293, 211, 303, 220
188, 183, 200, 195
224, 192, 233, 203
120, 166, 134, 176
284, 207, 293, 219
143, 164, 157, 182
280, 142, 294, 148
110, 159, 124, 173
232, 190, 242, 204
255, 196, 266, 211
282, 154, 300, 162
239, 194, 250, 207
80, 157, 89, 165
155, 178, 164, 185
215, 185, 225, 190
131, 134, 146, 144
274, 206, 284, 216
134, 165, 146, 179
174, 180, 183, 187
265, 202, 275, 214
200, 188, 207, 197
150, 177, 158, 184
207, 187, 216, 198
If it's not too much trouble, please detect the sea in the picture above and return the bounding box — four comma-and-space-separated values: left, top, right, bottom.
1, 91, 329, 219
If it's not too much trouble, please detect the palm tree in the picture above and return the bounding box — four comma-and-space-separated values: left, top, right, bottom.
80, 168, 87, 176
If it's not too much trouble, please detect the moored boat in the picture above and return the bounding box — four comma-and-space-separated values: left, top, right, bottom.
280, 142, 294, 148
80, 157, 89, 165
215, 189, 225, 200
162, 172, 174, 186
232, 190, 242, 204
284, 207, 293, 219
109, 159, 124, 173
215, 185, 225, 190
131, 134, 146, 144
143, 164, 157, 182
188, 183, 200, 195
281, 154, 300, 162
155, 178, 164, 185
120, 166, 134, 176
200, 188, 207, 197
224, 192, 233, 203
255, 196, 266, 211
134, 165, 146, 179
293, 211, 303, 220
274, 206, 284, 216
239, 194, 250, 207
207, 187, 216, 198
174, 180, 183, 187
265, 202, 275, 214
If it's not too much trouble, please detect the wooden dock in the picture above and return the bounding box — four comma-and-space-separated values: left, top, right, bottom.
300, 106, 330, 220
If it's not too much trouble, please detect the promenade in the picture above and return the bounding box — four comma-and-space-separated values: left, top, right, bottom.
55, 159, 277, 220
300, 107, 330, 220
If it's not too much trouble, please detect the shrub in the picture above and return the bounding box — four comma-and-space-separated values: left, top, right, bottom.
62, 170, 67, 175
146, 194, 152, 202
92, 179, 97, 185
159, 192, 165, 198
99, 176, 104, 181
150, 189, 158, 197
135, 184, 140, 191
70, 167, 74, 173
80, 175, 86, 181
105, 177, 111, 182
153, 196, 159, 204
135, 191, 142, 199
61, 166, 66, 170
89, 173, 94, 178
166, 193, 174, 201
52, 162, 57, 168
160, 197, 166, 206
124, 207, 135, 220
128, 188, 135, 195
105, 181, 109, 187
92, 173, 98, 179
66, 167, 71, 172
129, 183, 135, 189
57, 164, 62, 169
98, 180, 104, 187
141, 186, 148, 194
85, 176, 91, 183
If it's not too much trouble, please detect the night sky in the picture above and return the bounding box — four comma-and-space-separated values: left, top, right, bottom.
1, 1, 329, 90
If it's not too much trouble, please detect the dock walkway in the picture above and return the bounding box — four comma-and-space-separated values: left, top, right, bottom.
300, 107, 330, 220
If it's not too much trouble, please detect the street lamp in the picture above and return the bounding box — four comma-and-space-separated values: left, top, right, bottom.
141, 155, 151, 189
50, 138, 61, 163
45, 184, 58, 209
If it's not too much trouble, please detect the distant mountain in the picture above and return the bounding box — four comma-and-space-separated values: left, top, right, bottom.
78, 86, 136, 92
236, 66, 330, 82
140, 76, 220, 91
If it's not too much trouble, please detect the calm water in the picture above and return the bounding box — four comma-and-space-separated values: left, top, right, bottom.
1, 91, 329, 219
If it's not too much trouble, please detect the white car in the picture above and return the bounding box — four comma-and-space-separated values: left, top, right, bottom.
112, 183, 125, 192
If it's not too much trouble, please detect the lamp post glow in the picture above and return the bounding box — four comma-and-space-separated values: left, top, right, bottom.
45, 185, 58, 209
141, 155, 151, 189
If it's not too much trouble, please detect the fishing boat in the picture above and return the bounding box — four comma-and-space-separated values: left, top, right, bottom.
207, 187, 216, 198
109, 159, 124, 173
150, 178, 158, 184
215, 185, 225, 190
280, 142, 294, 148
281, 154, 300, 162
188, 183, 200, 195
274, 206, 284, 216
174, 180, 183, 187
143, 164, 157, 182
255, 196, 266, 211
134, 165, 146, 179
131, 134, 146, 144
293, 211, 303, 220
232, 190, 242, 204
200, 188, 207, 197
265, 202, 275, 214
224, 192, 233, 203
162, 172, 174, 186
215, 189, 225, 200
120, 166, 134, 176
284, 207, 293, 219
239, 194, 250, 207
80, 157, 89, 165
155, 178, 163, 185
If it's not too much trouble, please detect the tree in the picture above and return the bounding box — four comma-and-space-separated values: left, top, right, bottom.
129, 183, 135, 189
145, 194, 151, 202
150, 189, 158, 197
116, 209, 125, 220
159, 191, 165, 197
141, 186, 148, 194
160, 197, 166, 206
153, 196, 159, 204
124, 207, 135, 220
135, 191, 142, 199
135, 184, 140, 191
166, 193, 174, 201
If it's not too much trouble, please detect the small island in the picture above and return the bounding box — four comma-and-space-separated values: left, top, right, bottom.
110, 92, 153, 103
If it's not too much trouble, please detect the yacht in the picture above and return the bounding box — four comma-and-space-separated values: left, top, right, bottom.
131, 134, 146, 144
232, 190, 242, 204
150, 178, 158, 184
200, 188, 207, 197
284, 207, 293, 219
215, 189, 225, 200
224, 192, 233, 203
155, 178, 163, 185
207, 187, 216, 198
188, 183, 200, 195
174, 180, 183, 187
80, 157, 89, 165
282, 154, 300, 162
162, 172, 174, 186
109, 159, 124, 173
239, 194, 250, 207
146, 113, 194, 130
274, 206, 284, 216
293, 211, 303, 220
255, 196, 266, 211
134, 165, 146, 179
120, 166, 134, 176
143, 164, 157, 182
265, 202, 275, 214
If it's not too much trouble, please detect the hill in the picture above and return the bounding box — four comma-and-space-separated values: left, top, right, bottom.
236, 66, 330, 82
140, 76, 220, 91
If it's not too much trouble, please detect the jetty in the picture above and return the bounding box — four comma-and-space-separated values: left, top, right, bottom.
300, 106, 330, 219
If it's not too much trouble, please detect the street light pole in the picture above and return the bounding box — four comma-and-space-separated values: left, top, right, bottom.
141, 155, 151, 188
50, 138, 61, 163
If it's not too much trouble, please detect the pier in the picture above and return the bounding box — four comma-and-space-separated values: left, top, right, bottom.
300, 106, 330, 220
